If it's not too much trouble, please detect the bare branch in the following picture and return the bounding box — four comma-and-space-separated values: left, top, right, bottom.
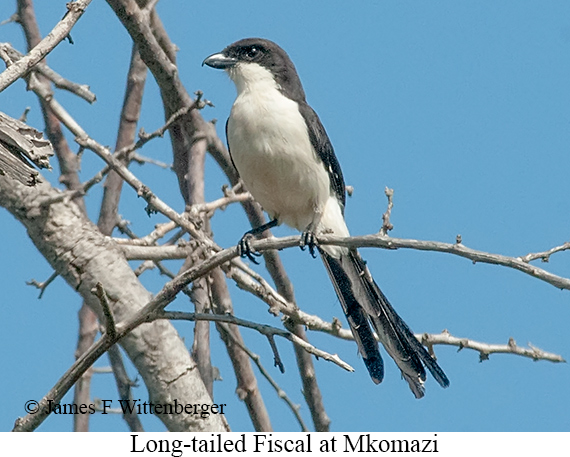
313, 233, 570, 291
92, 283, 116, 340
0, 42, 95, 102
116, 186, 250, 248
8, 185, 563, 430
106, 345, 144, 431
97, 43, 147, 234
379, 187, 394, 236
519, 242, 570, 264
0, 13, 18, 26
117, 230, 568, 365
421, 331, 566, 363
130, 152, 170, 169
40, 110, 208, 246
27, 76, 202, 221
118, 101, 204, 160
117, 241, 193, 260
91, 367, 114, 374
4, 177, 228, 432
222, 262, 295, 316
26, 271, 58, 298
189, 187, 253, 219
208, 267, 272, 432
72, 304, 98, 432
266, 334, 285, 374
218, 324, 309, 432
119, 231, 570, 292
157, 312, 355, 373
0, 0, 92, 92
127, 221, 178, 246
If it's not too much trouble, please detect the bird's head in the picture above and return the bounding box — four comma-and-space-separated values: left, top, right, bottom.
203, 38, 306, 101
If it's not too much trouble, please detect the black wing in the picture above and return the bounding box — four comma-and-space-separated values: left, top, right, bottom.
298, 102, 346, 211
225, 117, 239, 175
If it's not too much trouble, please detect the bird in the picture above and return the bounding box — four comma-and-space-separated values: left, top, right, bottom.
203, 38, 449, 398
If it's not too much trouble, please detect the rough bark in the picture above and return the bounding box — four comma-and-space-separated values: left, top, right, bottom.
0, 172, 229, 432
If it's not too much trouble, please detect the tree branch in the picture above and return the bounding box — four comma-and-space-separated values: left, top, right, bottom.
0, 0, 92, 92
421, 331, 565, 363
72, 303, 98, 432
92, 283, 116, 340
156, 312, 354, 373
118, 232, 570, 292
217, 323, 309, 432
3, 175, 228, 432
0, 42, 95, 102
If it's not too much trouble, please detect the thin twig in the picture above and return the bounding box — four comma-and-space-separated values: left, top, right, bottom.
130, 152, 170, 168
106, 345, 144, 431
117, 220, 178, 246
91, 367, 113, 374
0, 13, 18, 26
0, 43, 96, 102
26, 271, 58, 298
157, 311, 354, 373
116, 187, 250, 248
189, 189, 253, 218
0, 0, 92, 92
72, 303, 98, 432
421, 331, 565, 363
266, 334, 285, 373
379, 187, 394, 236
218, 324, 309, 432
118, 101, 205, 160
519, 242, 570, 263
92, 283, 116, 339
37, 100, 202, 209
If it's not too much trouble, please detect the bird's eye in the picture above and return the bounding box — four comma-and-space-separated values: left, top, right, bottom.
246, 47, 259, 58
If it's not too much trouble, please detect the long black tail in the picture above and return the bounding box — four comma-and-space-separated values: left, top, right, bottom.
320, 248, 449, 398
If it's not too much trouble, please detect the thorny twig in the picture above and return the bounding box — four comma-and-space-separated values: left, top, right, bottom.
421, 331, 565, 363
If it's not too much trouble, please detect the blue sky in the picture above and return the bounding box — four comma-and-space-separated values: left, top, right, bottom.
1, 1, 569, 432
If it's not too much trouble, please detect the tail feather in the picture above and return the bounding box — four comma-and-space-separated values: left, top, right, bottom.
321, 249, 384, 383
320, 248, 449, 398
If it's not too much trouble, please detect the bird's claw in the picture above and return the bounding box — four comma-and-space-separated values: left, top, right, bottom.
238, 233, 262, 264
300, 230, 318, 258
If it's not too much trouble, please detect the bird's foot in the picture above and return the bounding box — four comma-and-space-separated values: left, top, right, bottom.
300, 230, 318, 258
236, 219, 278, 264
238, 233, 263, 264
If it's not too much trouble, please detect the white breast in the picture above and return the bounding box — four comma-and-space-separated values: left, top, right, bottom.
227, 62, 331, 232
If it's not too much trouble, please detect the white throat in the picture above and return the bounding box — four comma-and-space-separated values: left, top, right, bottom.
227, 62, 280, 95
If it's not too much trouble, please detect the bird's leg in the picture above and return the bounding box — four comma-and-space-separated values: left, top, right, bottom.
238, 218, 279, 264
300, 226, 318, 259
